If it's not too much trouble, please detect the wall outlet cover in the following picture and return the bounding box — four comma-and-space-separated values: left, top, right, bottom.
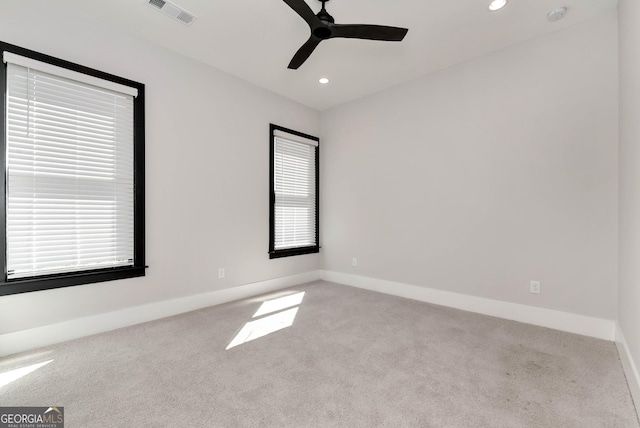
530, 281, 541, 294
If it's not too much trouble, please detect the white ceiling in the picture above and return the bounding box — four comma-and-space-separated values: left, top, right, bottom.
58, 0, 616, 110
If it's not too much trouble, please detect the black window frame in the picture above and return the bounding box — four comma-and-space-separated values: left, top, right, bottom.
0, 41, 145, 296
269, 123, 320, 259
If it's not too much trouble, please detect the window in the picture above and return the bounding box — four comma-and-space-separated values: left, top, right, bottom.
269, 124, 319, 259
0, 41, 145, 296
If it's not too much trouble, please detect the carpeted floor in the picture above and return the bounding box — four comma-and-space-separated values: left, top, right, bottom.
1, 281, 638, 427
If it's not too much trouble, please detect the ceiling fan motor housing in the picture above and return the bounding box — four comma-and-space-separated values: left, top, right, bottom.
314, 1, 334, 38
316, 9, 335, 24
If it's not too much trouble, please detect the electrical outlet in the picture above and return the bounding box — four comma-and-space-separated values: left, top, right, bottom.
352, 258, 358, 268
530, 281, 540, 294
218, 268, 225, 279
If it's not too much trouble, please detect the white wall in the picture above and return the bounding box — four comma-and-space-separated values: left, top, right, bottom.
0, 1, 320, 334
618, 0, 640, 395
321, 12, 619, 319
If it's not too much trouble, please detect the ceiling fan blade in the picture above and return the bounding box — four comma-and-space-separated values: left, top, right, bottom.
282, 0, 322, 28
329, 24, 408, 41
288, 36, 322, 69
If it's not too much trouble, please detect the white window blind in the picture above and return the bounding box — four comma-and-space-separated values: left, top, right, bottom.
273, 132, 317, 251
5, 59, 135, 279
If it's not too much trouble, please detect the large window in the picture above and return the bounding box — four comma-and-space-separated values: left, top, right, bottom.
269, 124, 319, 259
0, 42, 145, 296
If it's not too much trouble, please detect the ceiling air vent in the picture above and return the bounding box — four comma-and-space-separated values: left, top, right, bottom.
144, 0, 197, 26
148, 0, 166, 8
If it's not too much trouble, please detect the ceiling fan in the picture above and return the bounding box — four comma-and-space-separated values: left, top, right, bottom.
282, 0, 409, 69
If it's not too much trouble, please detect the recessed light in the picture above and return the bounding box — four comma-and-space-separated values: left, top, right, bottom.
319, 77, 329, 84
488, 0, 508, 11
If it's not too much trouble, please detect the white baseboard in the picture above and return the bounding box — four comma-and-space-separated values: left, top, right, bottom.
616, 323, 640, 414
0, 269, 617, 358
320, 270, 615, 341
0, 270, 322, 358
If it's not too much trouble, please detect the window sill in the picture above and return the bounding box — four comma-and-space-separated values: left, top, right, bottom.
269, 246, 320, 259
0, 266, 146, 296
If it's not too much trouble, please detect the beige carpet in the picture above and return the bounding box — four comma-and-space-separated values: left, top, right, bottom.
1, 281, 638, 427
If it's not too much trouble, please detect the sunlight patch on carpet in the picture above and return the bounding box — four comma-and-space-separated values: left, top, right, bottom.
253, 291, 305, 318
0, 359, 53, 388
227, 307, 299, 350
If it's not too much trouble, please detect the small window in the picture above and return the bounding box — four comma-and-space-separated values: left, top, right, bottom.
0, 41, 145, 296
269, 124, 319, 259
